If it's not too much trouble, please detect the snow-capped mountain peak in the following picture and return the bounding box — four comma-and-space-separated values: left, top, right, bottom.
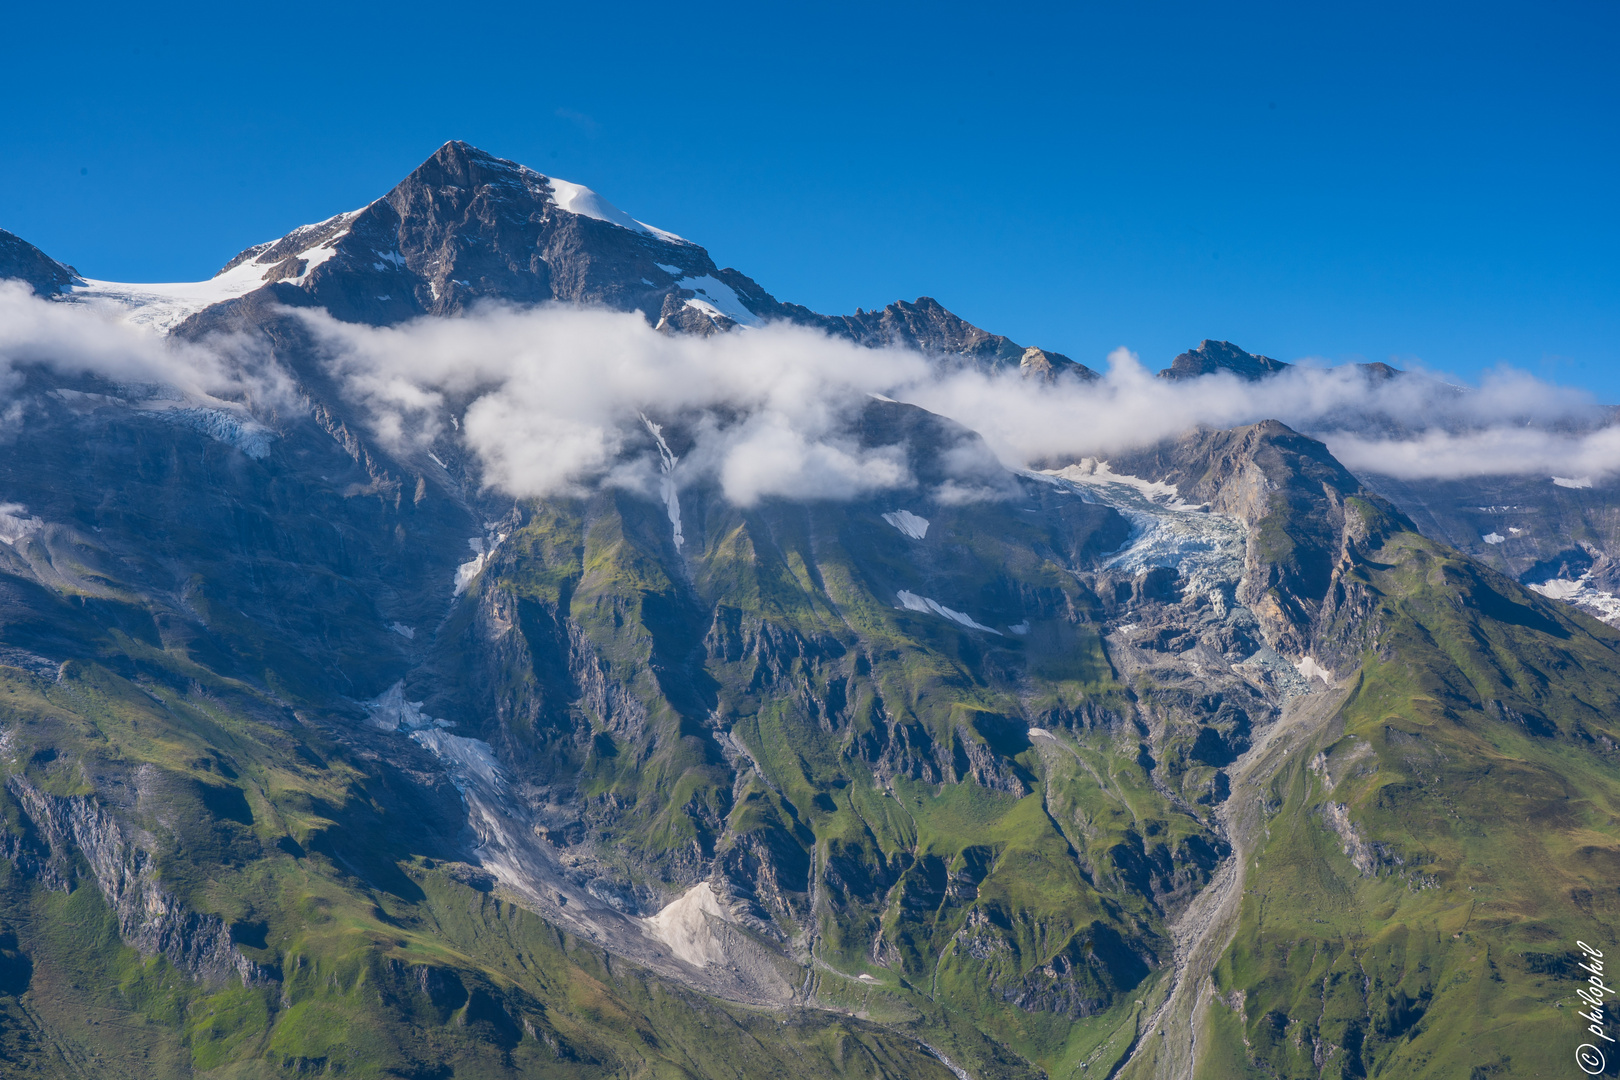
543, 176, 685, 244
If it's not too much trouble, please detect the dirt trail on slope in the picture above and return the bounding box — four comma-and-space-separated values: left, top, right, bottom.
1115, 683, 1349, 1080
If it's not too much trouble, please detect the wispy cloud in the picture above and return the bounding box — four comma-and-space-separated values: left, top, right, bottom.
3, 282, 1617, 497
298, 303, 930, 504
906, 349, 1615, 481
0, 281, 287, 423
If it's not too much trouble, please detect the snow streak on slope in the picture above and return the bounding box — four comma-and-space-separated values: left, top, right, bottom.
896, 590, 1002, 634
674, 275, 758, 326
882, 509, 929, 539
453, 530, 508, 596
642, 415, 685, 551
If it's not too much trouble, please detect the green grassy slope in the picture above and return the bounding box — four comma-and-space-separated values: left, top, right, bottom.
9, 397, 1615, 1080
1200, 533, 1620, 1079
0, 455, 1218, 1079
464, 474, 1222, 1079
0, 658, 959, 1080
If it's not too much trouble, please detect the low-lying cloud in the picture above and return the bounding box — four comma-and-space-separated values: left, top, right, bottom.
3, 281, 1618, 498
0, 282, 291, 441
300, 302, 1620, 493
299, 304, 930, 504
908, 349, 1616, 482
0, 282, 257, 400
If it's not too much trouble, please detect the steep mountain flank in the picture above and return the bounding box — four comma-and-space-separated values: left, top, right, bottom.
0, 229, 75, 297
0, 354, 1320, 1076
1101, 421, 1410, 671
0, 145, 1615, 1080
1181, 530, 1620, 1079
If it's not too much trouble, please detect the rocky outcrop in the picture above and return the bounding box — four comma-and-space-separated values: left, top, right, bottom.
0, 229, 75, 297
952, 722, 1030, 796
1108, 420, 1410, 670
1320, 801, 1409, 876
1002, 924, 1151, 1019
856, 712, 949, 784
1018, 346, 1096, 383
1102, 829, 1226, 918
950, 910, 1154, 1021
780, 297, 1099, 379
5, 776, 266, 986
1157, 340, 1290, 381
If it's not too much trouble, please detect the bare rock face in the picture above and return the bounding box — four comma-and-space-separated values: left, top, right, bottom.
6, 776, 266, 986
1108, 420, 1409, 669
1158, 339, 1290, 381
191, 141, 726, 330
0, 229, 75, 297
784, 296, 1100, 379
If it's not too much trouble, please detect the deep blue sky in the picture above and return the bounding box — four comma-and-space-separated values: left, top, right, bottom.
4, 2, 1616, 394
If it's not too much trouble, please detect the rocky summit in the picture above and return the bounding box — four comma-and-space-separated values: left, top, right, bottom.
0, 142, 1614, 1080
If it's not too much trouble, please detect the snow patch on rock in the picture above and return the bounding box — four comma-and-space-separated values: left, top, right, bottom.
545, 178, 685, 244
71, 209, 366, 332
410, 728, 506, 795
453, 532, 508, 596
1294, 655, 1338, 688
896, 590, 1002, 634
363, 681, 452, 732
1528, 573, 1620, 627
676, 275, 757, 326
882, 509, 929, 539
157, 407, 275, 459
1047, 458, 1198, 510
